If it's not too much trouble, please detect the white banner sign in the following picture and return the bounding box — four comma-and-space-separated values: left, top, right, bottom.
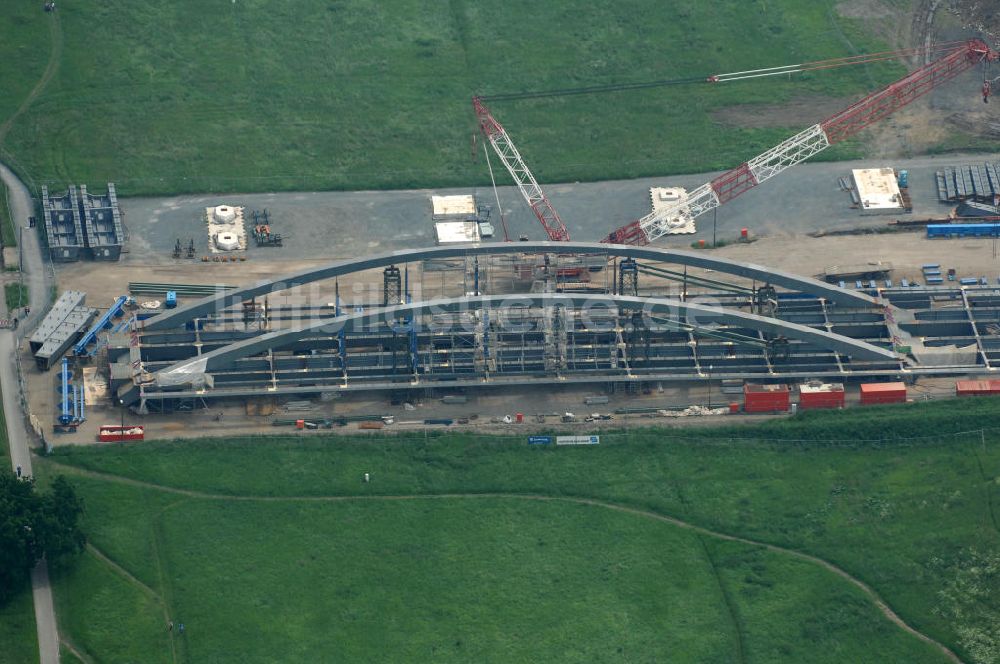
556, 435, 600, 446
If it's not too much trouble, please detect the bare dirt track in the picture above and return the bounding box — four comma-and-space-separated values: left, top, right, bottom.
866, 0, 1000, 157
715, 0, 1000, 158
710, 95, 857, 129
946, 0, 1000, 40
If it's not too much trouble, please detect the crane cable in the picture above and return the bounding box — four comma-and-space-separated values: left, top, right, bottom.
712, 41, 968, 82
480, 74, 707, 102
482, 139, 512, 242
478, 41, 970, 102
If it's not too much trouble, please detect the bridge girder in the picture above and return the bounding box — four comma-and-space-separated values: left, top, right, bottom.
134, 293, 896, 406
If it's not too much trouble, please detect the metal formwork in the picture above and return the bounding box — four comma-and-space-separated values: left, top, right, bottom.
78, 183, 125, 260
41, 185, 85, 262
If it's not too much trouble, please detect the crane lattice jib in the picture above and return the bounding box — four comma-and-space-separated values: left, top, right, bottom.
603, 39, 997, 246
473, 97, 571, 242
821, 39, 993, 143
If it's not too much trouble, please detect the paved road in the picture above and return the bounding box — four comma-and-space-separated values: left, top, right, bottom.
1, 162, 59, 664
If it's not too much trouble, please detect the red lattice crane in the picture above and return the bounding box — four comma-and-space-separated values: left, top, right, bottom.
473, 96, 571, 242
603, 39, 998, 245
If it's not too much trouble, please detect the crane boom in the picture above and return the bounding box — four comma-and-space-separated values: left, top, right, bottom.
604, 39, 998, 245
473, 96, 571, 242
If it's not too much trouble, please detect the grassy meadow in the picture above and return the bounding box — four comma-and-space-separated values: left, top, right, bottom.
37, 397, 1000, 663
4, 283, 28, 313
0, 3, 50, 130
0, 0, 903, 195
0, 180, 15, 249
0, 590, 39, 664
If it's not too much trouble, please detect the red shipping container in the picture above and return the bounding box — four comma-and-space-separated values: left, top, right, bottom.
743, 384, 790, 413
859, 382, 907, 405
798, 383, 845, 410
956, 380, 1000, 396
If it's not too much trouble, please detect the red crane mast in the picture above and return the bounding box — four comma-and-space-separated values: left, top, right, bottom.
473, 96, 571, 242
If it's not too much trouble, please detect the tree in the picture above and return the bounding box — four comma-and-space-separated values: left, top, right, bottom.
0, 472, 85, 604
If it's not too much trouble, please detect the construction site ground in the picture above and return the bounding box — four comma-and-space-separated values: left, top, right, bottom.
120, 151, 1000, 262
26, 150, 1000, 446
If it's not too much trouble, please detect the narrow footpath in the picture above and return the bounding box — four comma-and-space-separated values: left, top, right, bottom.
2, 161, 59, 664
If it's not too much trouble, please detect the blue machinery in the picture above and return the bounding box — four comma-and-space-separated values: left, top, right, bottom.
927, 223, 1000, 238
74, 295, 128, 356
59, 358, 72, 424
58, 358, 87, 426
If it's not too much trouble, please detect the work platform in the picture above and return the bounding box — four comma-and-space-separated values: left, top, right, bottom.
30, 291, 97, 370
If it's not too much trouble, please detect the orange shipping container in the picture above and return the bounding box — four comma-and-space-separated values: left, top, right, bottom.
743, 384, 790, 413
859, 382, 906, 405
956, 380, 1000, 396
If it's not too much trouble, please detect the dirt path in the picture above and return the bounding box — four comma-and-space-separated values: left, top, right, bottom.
696, 535, 747, 663
85, 541, 179, 663
85, 544, 161, 600
0, 11, 62, 148
47, 460, 965, 663
60, 637, 94, 664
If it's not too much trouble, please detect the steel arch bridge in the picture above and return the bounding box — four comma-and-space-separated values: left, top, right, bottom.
119, 293, 898, 406
144, 241, 876, 333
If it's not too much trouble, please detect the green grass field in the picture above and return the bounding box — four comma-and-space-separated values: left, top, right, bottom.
0, 0, 903, 196
0, 181, 15, 249
0, 589, 39, 664
4, 283, 28, 313
39, 397, 1000, 663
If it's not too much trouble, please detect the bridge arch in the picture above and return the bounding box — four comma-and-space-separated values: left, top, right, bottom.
139, 293, 896, 402
144, 241, 876, 332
